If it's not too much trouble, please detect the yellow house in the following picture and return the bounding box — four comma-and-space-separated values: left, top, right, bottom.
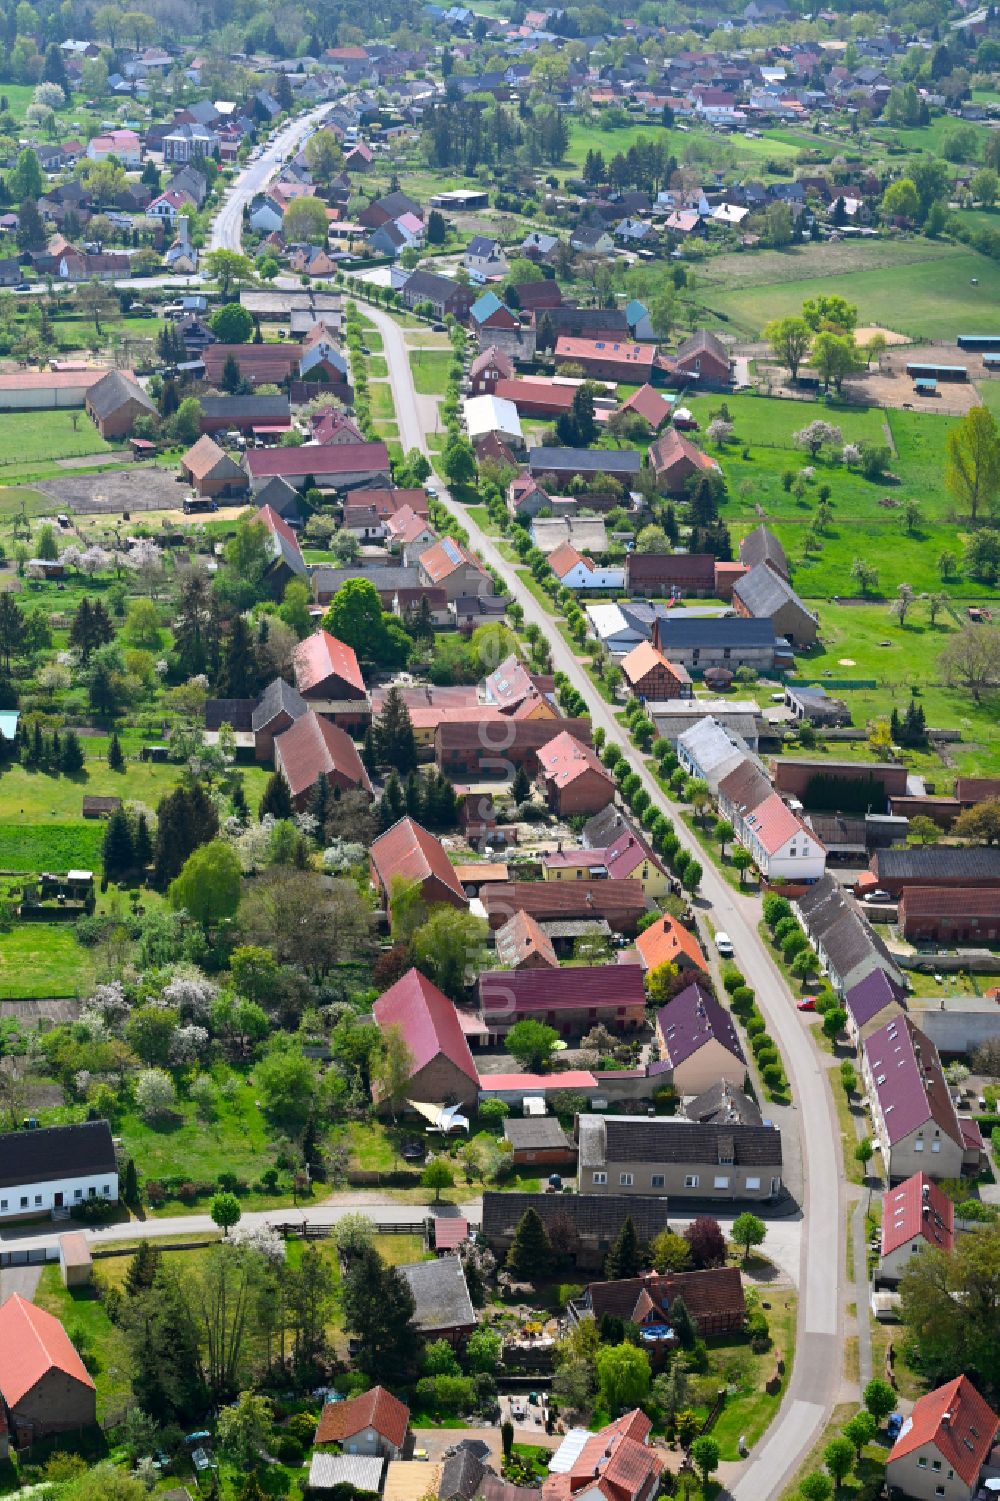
542, 835, 671, 900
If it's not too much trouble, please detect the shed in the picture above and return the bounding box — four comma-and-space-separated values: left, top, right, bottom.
58, 1232, 92, 1288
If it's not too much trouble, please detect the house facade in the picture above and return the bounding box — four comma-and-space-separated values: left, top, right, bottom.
577, 1115, 783, 1203
862, 1016, 967, 1183
0, 1121, 118, 1221
886, 1377, 998, 1501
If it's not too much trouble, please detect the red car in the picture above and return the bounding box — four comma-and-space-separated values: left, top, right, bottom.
797, 996, 817, 1012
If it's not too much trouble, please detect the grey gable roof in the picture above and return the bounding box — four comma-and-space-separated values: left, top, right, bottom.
739, 523, 787, 577
602, 1116, 782, 1167
399, 1255, 475, 1332
87, 370, 155, 420
200, 394, 291, 421
733, 563, 816, 624
440, 1449, 488, 1501
529, 446, 641, 474
656, 617, 778, 649
252, 676, 308, 732
481, 1190, 670, 1243
0, 1120, 116, 1189
875, 846, 1000, 882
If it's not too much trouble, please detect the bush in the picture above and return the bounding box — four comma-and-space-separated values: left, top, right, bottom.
746, 1013, 766, 1037
763, 894, 791, 928
762, 1063, 785, 1088
273, 1434, 305, 1464
731, 986, 754, 1014
722, 969, 746, 994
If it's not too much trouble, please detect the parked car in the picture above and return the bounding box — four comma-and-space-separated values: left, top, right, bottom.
797, 996, 817, 1012
714, 931, 734, 958
862, 890, 892, 904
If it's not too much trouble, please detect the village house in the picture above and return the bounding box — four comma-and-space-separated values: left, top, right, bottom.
0, 1295, 96, 1443
418, 537, 492, 602
844, 968, 907, 1046
503, 1116, 576, 1168
494, 908, 559, 969
635, 913, 708, 976
373, 968, 479, 1109
879, 1172, 955, 1284
795, 874, 906, 997
570, 1266, 746, 1338
577, 1114, 783, 1203
544, 1412, 663, 1501
292, 629, 367, 719
652, 616, 780, 674
470, 291, 535, 363
0, 1121, 117, 1221
478, 964, 647, 1039
481, 880, 647, 936
314, 1386, 410, 1456
180, 435, 248, 499
553, 336, 656, 384
654, 981, 747, 1094
468, 346, 515, 396
647, 429, 721, 495
624, 553, 717, 598
465, 235, 508, 284
399, 1257, 476, 1343
84, 370, 156, 439
732, 564, 818, 649
245, 443, 392, 494
886, 1377, 998, 1501
862, 1015, 972, 1183
740, 792, 827, 884
660, 330, 732, 387
399, 269, 475, 321
536, 731, 616, 817
434, 717, 593, 780
273, 711, 371, 810
481, 1192, 670, 1271
370, 816, 467, 913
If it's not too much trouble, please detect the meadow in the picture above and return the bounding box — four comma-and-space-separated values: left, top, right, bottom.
0, 921, 97, 998
703, 243, 1000, 340
0, 410, 113, 469
409, 348, 454, 395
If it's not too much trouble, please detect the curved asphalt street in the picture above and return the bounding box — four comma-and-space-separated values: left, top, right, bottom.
355, 297, 847, 1501
210, 101, 335, 254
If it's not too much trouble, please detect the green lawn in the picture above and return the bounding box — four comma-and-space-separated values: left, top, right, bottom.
369, 382, 396, 420
34, 1263, 132, 1417
703, 242, 1000, 340
0, 922, 97, 999
113, 1076, 280, 1190
409, 349, 453, 396
0, 410, 113, 469
707, 1287, 797, 1462
0, 760, 272, 828
0, 821, 104, 873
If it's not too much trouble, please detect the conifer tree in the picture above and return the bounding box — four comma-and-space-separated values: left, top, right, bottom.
102, 806, 135, 881
133, 812, 153, 870
506, 1206, 553, 1277
59, 729, 84, 774
124, 1239, 162, 1297
107, 729, 124, 771
375, 686, 417, 773
259, 771, 293, 822
605, 1217, 640, 1281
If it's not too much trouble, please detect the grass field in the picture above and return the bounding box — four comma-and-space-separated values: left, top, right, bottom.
707, 1287, 797, 1462
34, 1263, 132, 1416
563, 116, 800, 177
0, 760, 272, 826
0, 922, 97, 998
704, 243, 1000, 340
368, 381, 396, 419
0, 410, 114, 469
409, 349, 454, 396
0, 821, 105, 873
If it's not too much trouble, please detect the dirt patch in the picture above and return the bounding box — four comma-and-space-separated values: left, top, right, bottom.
844, 345, 982, 416
855, 325, 910, 348
38, 468, 191, 513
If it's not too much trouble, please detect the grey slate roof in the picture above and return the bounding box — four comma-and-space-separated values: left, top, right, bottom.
253, 474, 301, 515
739, 525, 787, 577
529, 446, 641, 475
874, 846, 1000, 882
503, 1117, 572, 1152
593, 1115, 782, 1167
313, 565, 421, 594
685, 1081, 763, 1127
86, 369, 155, 420
205, 696, 254, 732
655, 617, 779, 650
440, 1449, 488, 1501
399, 1255, 475, 1333
252, 676, 309, 732
733, 563, 817, 626
481, 1190, 670, 1243
0, 1120, 116, 1190
200, 394, 291, 422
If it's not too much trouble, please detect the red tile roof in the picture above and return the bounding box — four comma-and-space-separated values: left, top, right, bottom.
553, 336, 654, 370
315, 1385, 410, 1448
620, 641, 691, 690
245, 442, 390, 480
743, 792, 821, 856
548, 542, 587, 579
419, 536, 484, 584
636, 913, 707, 973
888, 1376, 997, 1487
536, 731, 610, 790
881, 1172, 955, 1258
293, 629, 365, 697
494, 909, 559, 969
545, 1411, 660, 1501
648, 427, 720, 476
203, 342, 303, 384
621, 384, 672, 429
0, 1293, 96, 1407
374, 967, 479, 1085
479, 963, 646, 1018
274, 710, 371, 800
370, 816, 466, 907
433, 1216, 470, 1249
255, 503, 298, 547
346, 488, 429, 519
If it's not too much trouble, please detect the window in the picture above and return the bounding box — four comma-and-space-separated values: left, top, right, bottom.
914, 1139, 924, 1151
34, 1195, 41, 1206
592, 1172, 607, 1185
771, 1177, 782, 1195
619, 1173, 634, 1187
935, 1490, 945, 1499
74, 1189, 82, 1200
0, 1200, 6, 1211
684, 1175, 699, 1189
651, 1175, 665, 1189
931, 1140, 941, 1152
714, 1176, 730, 1189
88, 1186, 96, 1198
745, 1177, 761, 1191
102, 1184, 110, 1195
20, 1197, 27, 1208
931, 1462, 941, 1473
917, 1459, 927, 1470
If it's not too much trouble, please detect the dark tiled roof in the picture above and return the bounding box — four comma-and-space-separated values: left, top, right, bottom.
654, 617, 777, 650
584, 1266, 745, 1325
529, 446, 641, 475
739, 524, 787, 577
503, 1117, 572, 1151
400, 1255, 475, 1333
252, 676, 308, 732
0, 1121, 115, 1190
685, 1081, 762, 1127
440, 1449, 487, 1501
656, 981, 745, 1069
481, 880, 647, 931
205, 696, 254, 731
733, 563, 816, 625
602, 1116, 781, 1167
479, 964, 645, 1017
626, 553, 716, 586
86, 370, 155, 420
481, 1191, 671, 1243
874, 847, 1000, 883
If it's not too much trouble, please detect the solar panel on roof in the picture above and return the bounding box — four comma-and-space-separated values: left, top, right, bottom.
442, 539, 462, 564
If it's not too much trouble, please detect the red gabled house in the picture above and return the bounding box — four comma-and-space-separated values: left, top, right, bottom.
369, 816, 467, 912
373, 967, 479, 1108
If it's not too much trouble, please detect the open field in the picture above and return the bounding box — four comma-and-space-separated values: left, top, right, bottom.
0, 923, 97, 999
702, 243, 1000, 340
369, 381, 397, 419
0, 410, 114, 469
34, 1263, 132, 1417
409, 349, 454, 395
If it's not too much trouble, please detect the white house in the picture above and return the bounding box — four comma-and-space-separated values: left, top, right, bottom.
550, 544, 624, 591
676, 716, 762, 795
464, 393, 523, 450
464, 235, 508, 284
146, 189, 191, 222
86, 129, 141, 167
0, 1120, 118, 1221
739, 791, 826, 882
249, 196, 284, 234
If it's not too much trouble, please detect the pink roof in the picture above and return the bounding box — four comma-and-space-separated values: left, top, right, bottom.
889, 1376, 997, 1487
374, 968, 479, 1086
370, 816, 466, 906
554, 336, 654, 368
537, 731, 610, 790
274, 710, 371, 800
0, 1294, 96, 1408
293, 629, 365, 697
245, 442, 390, 479
478, 1070, 597, 1091
254, 503, 298, 547
881, 1172, 954, 1258
386, 505, 434, 544
743, 792, 819, 856
433, 1217, 470, 1249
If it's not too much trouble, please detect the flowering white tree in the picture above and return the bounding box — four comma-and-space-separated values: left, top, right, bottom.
230, 1223, 286, 1263
86, 980, 131, 1032
169, 1023, 210, 1066
33, 80, 65, 109
794, 420, 843, 459
125, 540, 164, 597
135, 1068, 176, 1122
842, 443, 861, 468
707, 418, 734, 447
160, 972, 217, 1024
80, 545, 113, 576
58, 546, 83, 572
323, 840, 365, 873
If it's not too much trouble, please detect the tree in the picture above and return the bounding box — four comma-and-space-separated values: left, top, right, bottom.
650, 1230, 692, 1272
843, 1410, 877, 1459
283, 196, 331, 244
305, 129, 344, 184
172, 396, 202, 447
443, 435, 476, 487
684, 1435, 719, 1489
863, 1377, 897, 1424
795, 420, 843, 459
954, 798, 1000, 845
812, 331, 864, 394
731, 1212, 766, 1263
824, 1436, 853, 1486
684, 1216, 726, 1269
102, 807, 136, 882
412, 907, 487, 998
374, 685, 417, 772
971, 167, 999, 207
371, 1023, 414, 1121
259, 771, 293, 821
764, 316, 811, 383
11, 147, 42, 202
799, 1473, 833, 1501
604, 1217, 640, 1280
210, 302, 254, 344
216, 1391, 272, 1470
802, 294, 857, 334
467, 1327, 502, 1374
946, 406, 1000, 523
60, 729, 84, 774
169, 840, 242, 930
899, 1223, 1000, 1389
506, 1019, 559, 1071
341, 1244, 422, 1383
940, 624, 1000, 701
211, 1191, 242, 1237
204, 249, 257, 299
17, 197, 46, 253
881, 177, 919, 221
422, 1159, 454, 1202
596, 1342, 651, 1416
506, 1206, 553, 1277
851, 556, 879, 597
255, 1040, 317, 1136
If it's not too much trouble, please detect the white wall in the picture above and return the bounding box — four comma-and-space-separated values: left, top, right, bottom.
0, 1172, 119, 1220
